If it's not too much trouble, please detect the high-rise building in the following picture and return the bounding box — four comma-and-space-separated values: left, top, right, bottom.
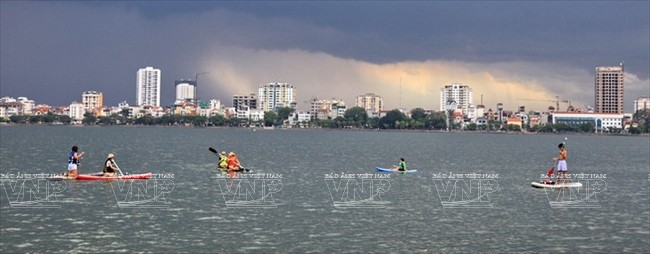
258, 82, 296, 112
595, 64, 624, 114
440, 83, 473, 114
136, 66, 161, 106
175, 79, 196, 104
233, 93, 258, 110
355, 93, 383, 113
82, 91, 103, 116
633, 96, 649, 112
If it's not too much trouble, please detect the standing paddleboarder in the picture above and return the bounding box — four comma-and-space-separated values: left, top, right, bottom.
553, 143, 568, 185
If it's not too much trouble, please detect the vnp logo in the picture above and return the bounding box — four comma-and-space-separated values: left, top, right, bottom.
1, 173, 67, 208
215, 173, 283, 208
110, 176, 175, 208
324, 173, 391, 208
543, 174, 607, 209
432, 172, 500, 209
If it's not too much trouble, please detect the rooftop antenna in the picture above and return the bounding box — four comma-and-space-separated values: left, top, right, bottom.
481, 94, 483, 105
620, 61, 624, 71
399, 77, 402, 108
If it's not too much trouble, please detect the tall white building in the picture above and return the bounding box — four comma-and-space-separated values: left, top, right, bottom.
136, 66, 161, 106
258, 82, 296, 112
634, 96, 649, 112
355, 93, 383, 113
69, 102, 85, 121
595, 64, 624, 114
175, 79, 196, 104
440, 83, 473, 115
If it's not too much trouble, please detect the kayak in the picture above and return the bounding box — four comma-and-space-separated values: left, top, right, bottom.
47, 172, 152, 181
76, 172, 153, 180
376, 167, 417, 173
531, 181, 582, 188
47, 175, 76, 181
47, 172, 103, 181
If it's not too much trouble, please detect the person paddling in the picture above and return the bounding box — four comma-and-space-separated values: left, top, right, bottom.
227, 152, 243, 172
67, 146, 85, 178
392, 158, 407, 172
553, 143, 568, 185
217, 151, 228, 171
103, 153, 119, 177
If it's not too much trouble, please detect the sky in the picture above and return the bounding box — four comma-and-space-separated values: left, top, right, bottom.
1, 1, 649, 112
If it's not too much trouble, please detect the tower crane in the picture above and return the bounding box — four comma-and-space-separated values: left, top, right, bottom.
517, 96, 572, 111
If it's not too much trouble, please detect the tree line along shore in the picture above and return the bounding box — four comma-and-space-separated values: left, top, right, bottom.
2, 107, 648, 135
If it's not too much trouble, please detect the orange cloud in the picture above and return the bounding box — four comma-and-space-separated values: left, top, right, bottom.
202, 47, 648, 112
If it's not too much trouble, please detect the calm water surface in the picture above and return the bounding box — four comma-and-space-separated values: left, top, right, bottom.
1, 125, 649, 253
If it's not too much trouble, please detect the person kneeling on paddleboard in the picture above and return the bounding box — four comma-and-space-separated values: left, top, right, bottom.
393, 158, 407, 171
103, 153, 119, 177
553, 143, 568, 185
217, 151, 228, 171
227, 152, 243, 172
67, 146, 84, 178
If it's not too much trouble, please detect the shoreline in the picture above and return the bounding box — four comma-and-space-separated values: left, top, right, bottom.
1, 122, 648, 137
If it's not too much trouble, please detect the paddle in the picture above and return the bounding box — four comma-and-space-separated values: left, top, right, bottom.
390, 165, 406, 174
555, 137, 568, 185
546, 166, 554, 177
542, 162, 556, 185
237, 165, 251, 172
113, 160, 125, 177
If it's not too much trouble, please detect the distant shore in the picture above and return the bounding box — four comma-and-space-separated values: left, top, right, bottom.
1, 122, 648, 137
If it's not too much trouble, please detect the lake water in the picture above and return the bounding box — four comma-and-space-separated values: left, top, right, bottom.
1, 125, 649, 253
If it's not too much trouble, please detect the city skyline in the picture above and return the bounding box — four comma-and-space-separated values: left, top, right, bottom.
1, 2, 649, 112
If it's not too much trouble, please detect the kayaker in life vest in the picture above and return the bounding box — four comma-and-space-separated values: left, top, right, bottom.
217, 151, 228, 171
227, 152, 242, 172
67, 146, 85, 178
392, 158, 407, 171
103, 153, 119, 177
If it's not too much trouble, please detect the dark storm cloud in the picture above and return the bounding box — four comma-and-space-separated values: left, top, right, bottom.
177, 1, 650, 75
0, 2, 215, 106
1, 1, 648, 110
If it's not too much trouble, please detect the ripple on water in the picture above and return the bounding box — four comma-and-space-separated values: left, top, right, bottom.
15, 242, 33, 248
195, 216, 223, 221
